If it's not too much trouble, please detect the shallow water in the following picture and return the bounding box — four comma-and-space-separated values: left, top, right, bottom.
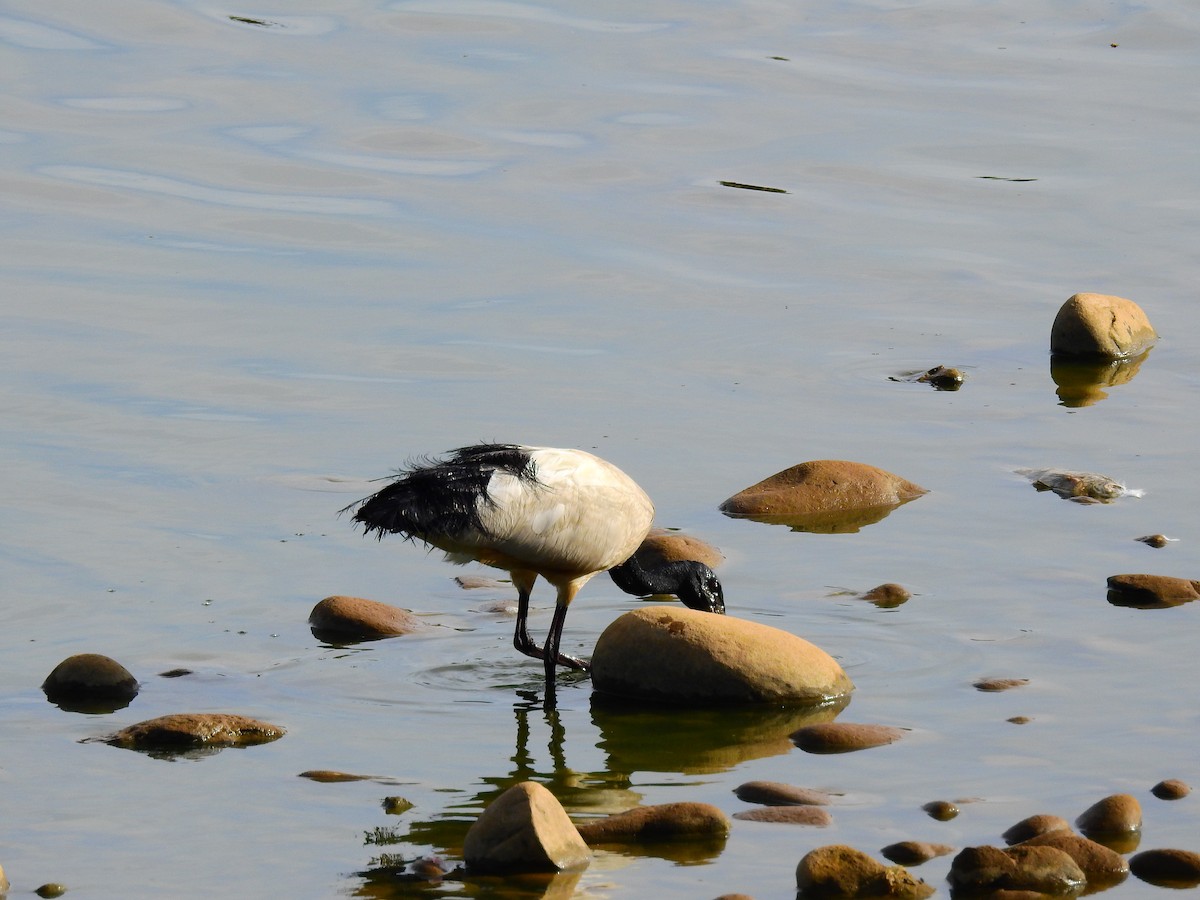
3, 1, 1199, 897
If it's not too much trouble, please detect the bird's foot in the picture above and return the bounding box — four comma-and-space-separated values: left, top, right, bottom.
515, 637, 590, 671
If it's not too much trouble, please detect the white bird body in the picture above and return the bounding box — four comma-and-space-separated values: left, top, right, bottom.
345, 443, 723, 703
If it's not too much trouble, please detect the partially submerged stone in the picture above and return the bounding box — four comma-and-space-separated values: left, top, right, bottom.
947, 844, 1086, 895
1016, 468, 1138, 503
922, 800, 959, 821
880, 841, 954, 866
861, 583, 911, 608
1106, 574, 1200, 609
575, 802, 730, 844
720, 460, 926, 532
1151, 778, 1191, 800
1002, 814, 1071, 845
1130, 849, 1200, 887
792, 723, 904, 754
1050, 292, 1157, 359
1136, 534, 1177, 549
107, 713, 285, 750
796, 844, 934, 899
1077, 793, 1141, 839
462, 782, 589, 873
42, 653, 138, 703
591, 606, 853, 705
733, 805, 831, 826
1019, 832, 1129, 888
734, 781, 833, 807
974, 677, 1029, 692
309, 595, 424, 640
635, 529, 724, 569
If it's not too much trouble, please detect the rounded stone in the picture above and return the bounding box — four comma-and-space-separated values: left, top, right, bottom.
796, 845, 934, 899
635, 530, 724, 569
720, 460, 927, 519
732, 805, 832, 826
923, 800, 959, 821
463, 781, 590, 873
107, 713, 285, 749
42, 654, 138, 702
974, 678, 1029, 692
1076, 793, 1142, 837
1050, 292, 1157, 358
1106, 574, 1200, 609
1151, 778, 1191, 800
880, 841, 954, 866
1018, 832, 1129, 888
1130, 849, 1200, 887
947, 845, 1085, 895
791, 722, 904, 754
35, 884, 67, 899
1002, 814, 1071, 845
734, 781, 833, 806
861, 583, 911, 607
308, 595, 424, 639
574, 802, 730, 844
591, 606, 853, 705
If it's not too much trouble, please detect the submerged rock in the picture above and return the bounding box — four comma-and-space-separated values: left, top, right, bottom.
947, 844, 1086, 895
889, 365, 965, 390
575, 802, 730, 844
1135, 534, 1177, 548
1106, 574, 1200, 609
796, 844, 934, 899
308, 595, 424, 640
973, 677, 1029, 692
107, 713, 285, 750
42, 653, 138, 704
861, 584, 911, 607
1016, 468, 1140, 503
922, 800, 959, 821
591, 606, 853, 705
720, 460, 926, 532
791, 723, 904, 754
734, 781, 834, 807
462, 782, 590, 873
733, 806, 832, 826
1050, 292, 1157, 359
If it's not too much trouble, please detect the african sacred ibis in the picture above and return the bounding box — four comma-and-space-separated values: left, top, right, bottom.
345, 444, 724, 695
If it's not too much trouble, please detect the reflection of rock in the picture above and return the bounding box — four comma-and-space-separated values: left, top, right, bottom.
1050, 350, 1151, 407
733, 805, 832, 826
1016, 468, 1139, 503
1051, 292, 1157, 359
591, 606, 853, 705
462, 782, 590, 874
720, 460, 926, 533
590, 696, 846, 775
1106, 574, 1200, 609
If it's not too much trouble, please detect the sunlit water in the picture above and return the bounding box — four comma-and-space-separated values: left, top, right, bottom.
3, 1, 1199, 897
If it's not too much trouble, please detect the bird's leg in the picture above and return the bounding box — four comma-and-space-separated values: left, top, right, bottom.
510, 570, 542, 660
544, 582, 590, 673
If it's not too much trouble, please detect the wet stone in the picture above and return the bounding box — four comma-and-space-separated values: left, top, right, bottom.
732, 806, 832, 826
635, 529, 724, 569
721, 460, 927, 520
298, 770, 372, 782
107, 713, 285, 750
1136, 534, 1176, 548
1019, 832, 1129, 888
1016, 468, 1137, 503
1076, 793, 1142, 849
734, 781, 833, 807
382, 796, 414, 815
309, 595, 424, 640
880, 841, 955, 866
591, 606, 853, 705
1050, 292, 1157, 359
1007, 716, 1032, 724
1003, 814, 1071, 845
1151, 778, 1191, 800
974, 677, 1029, 692
792, 723, 904, 754
42, 653, 138, 703
575, 802, 730, 844
35, 884, 67, 898
796, 844, 934, 899
1130, 849, 1200, 887
947, 844, 1085, 895
462, 781, 590, 873
922, 800, 959, 821
1106, 574, 1200, 609
861, 583, 911, 607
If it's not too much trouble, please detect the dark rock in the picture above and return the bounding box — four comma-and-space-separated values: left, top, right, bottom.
42, 653, 138, 703
792, 723, 904, 754
734, 781, 833, 806
575, 802, 730, 844
1151, 778, 1190, 800
107, 713, 285, 749
1130, 848, 1200, 887
922, 800, 958, 821
880, 841, 954, 866
732, 806, 832, 826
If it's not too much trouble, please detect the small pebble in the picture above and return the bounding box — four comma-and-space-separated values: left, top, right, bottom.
923, 800, 959, 821
791, 723, 905, 754
732, 806, 832, 826
862, 583, 911, 607
1007, 716, 1032, 724
298, 770, 372, 783
1136, 534, 1176, 548
733, 781, 833, 806
1151, 779, 1190, 800
382, 796, 414, 815
880, 841, 955, 865
36, 885, 67, 899
974, 677, 1029, 692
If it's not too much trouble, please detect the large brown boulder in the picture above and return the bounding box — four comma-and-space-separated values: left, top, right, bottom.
948, 844, 1086, 895
1050, 292, 1157, 358
1106, 575, 1200, 609
463, 782, 590, 873
591, 606, 853, 705
796, 844, 934, 898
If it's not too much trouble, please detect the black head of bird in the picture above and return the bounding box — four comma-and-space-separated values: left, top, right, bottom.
607, 553, 725, 614
342, 443, 726, 705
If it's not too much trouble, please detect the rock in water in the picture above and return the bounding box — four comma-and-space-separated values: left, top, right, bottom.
575, 802, 730, 843
721, 460, 926, 521
42, 653, 138, 703
1050, 292, 1157, 358
308, 595, 424, 640
797, 844, 934, 899
591, 606, 853, 705
107, 713, 285, 750
463, 782, 590, 873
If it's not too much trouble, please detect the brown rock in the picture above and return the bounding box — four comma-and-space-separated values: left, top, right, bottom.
922, 800, 959, 821
733, 806, 832, 826
636, 530, 724, 569
1006, 716, 1031, 724
107, 713, 285, 749
791, 723, 904, 754
1077, 793, 1141, 836
1152, 778, 1191, 800
720, 460, 927, 521
1130, 848, 1200, 887
591, 606, 854, 705
298, 770, 372, 782
796, 845, 934, 899
1050, 292, 1157, 358
574, 802, 730, 844
1002, 814, 1071, 845
1136, 534, 1175, 548
1106, 574, 1200, 608
734, 781, 833, 806
42, 653, 138, 702
947, 844, 1085, 894
880, 841, 954, 866
308, 595, 423, 639
462, 782, 590, 873
1020, 832, 1129, 888
973, 677, 1029, 692
861, 583, 911, 607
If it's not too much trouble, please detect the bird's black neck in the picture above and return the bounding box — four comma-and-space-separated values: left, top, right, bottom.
609, 553, 691, 596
